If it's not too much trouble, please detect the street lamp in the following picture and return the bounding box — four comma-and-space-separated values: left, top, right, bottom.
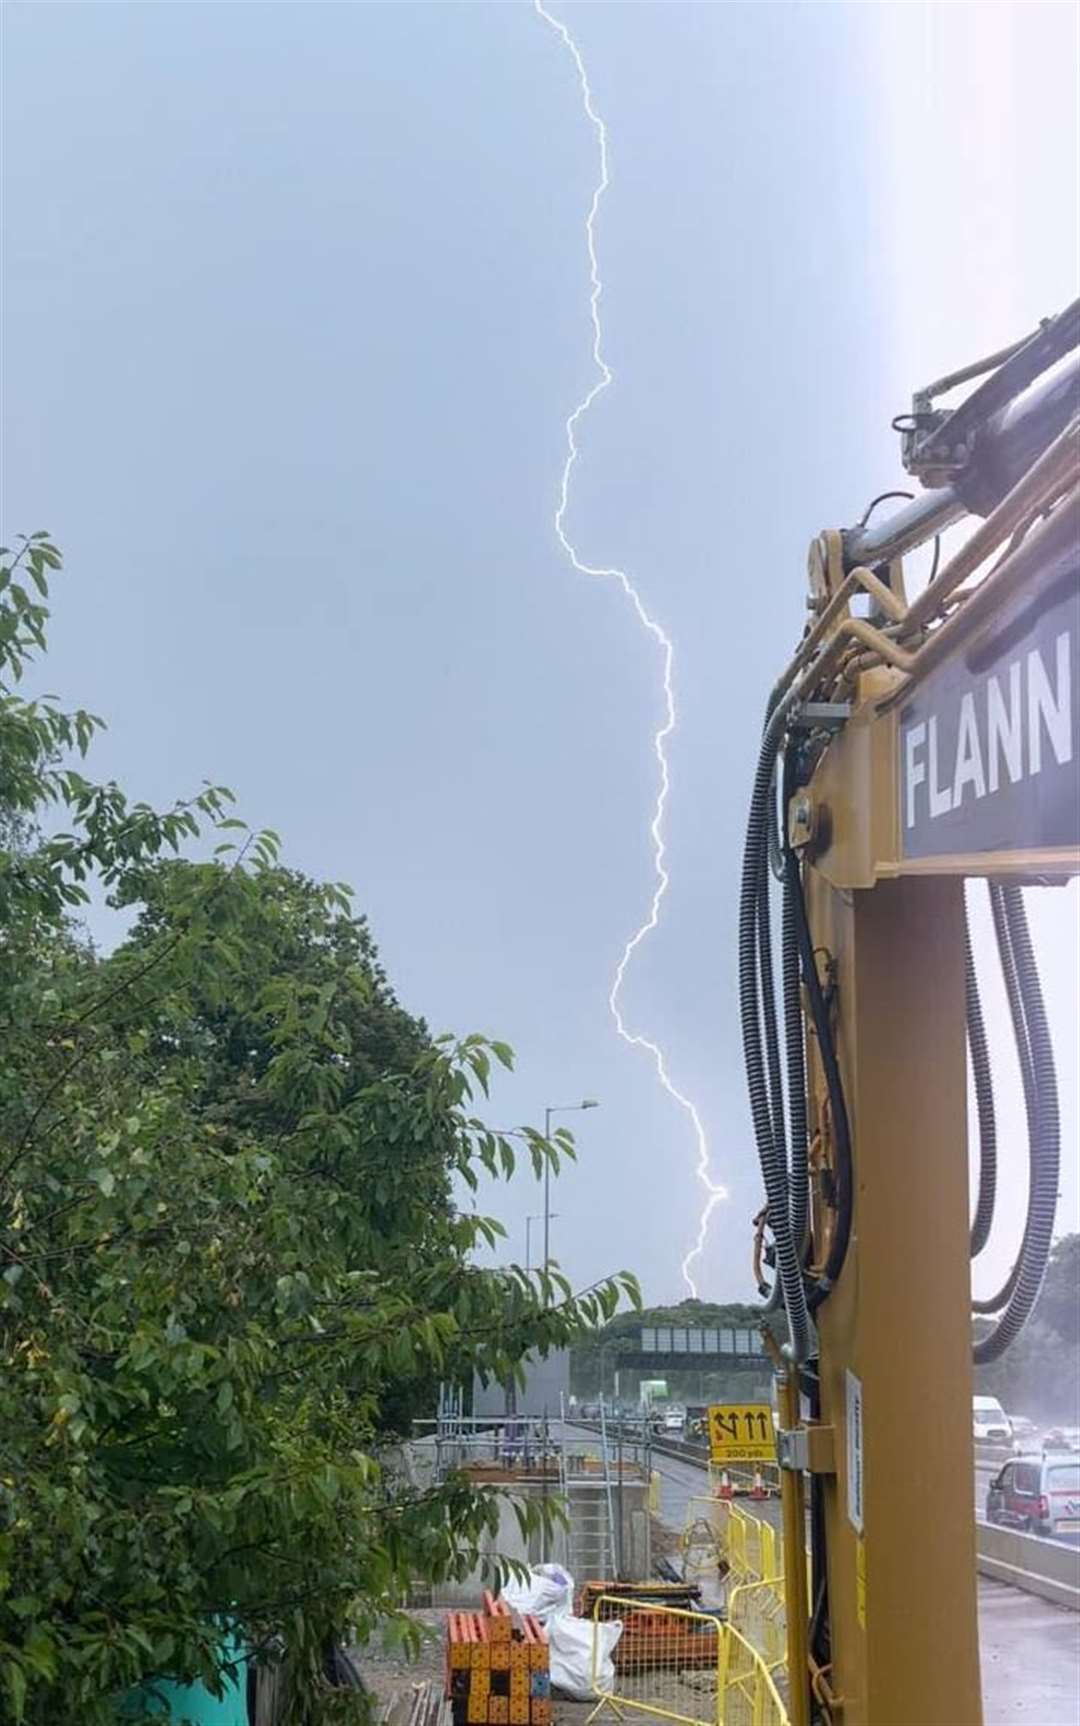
525, 1212, 558, 1275
542, 1099, 599, 1277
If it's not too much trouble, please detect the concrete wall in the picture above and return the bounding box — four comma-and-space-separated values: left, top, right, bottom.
429, 1475, 651, 1606
976, 1523, 1080, 1611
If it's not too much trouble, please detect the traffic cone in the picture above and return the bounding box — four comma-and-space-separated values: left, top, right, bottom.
750, 1468, 766, 1500
716, 1471, 733, 1501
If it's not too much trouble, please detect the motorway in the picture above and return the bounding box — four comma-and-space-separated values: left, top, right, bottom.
645, 1440, 1079, 1725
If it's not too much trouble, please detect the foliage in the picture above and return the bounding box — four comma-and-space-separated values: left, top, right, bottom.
975, 1234, 1080, 1422
0, 536, 639, 1724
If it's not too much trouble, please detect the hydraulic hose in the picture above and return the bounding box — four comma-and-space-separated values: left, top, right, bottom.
973, 886, 1060, 1364
971, 884, 1036, 1314
966, 908, 996, 1260
780, 743, 810, 1261
758, 852, 789, 1200
739, 709, 813, 1362
782, 855, 810, 1258
785, 840, 854, 1310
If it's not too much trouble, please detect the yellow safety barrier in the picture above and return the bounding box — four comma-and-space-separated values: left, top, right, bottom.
726, 1577, 786, 1676
717, 1623, 789, 1726
681, 1495, 731, 1582
586, 1594, 789, 1726
716, 1504, 778, 1590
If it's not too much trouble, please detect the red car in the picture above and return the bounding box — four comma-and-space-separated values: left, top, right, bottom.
986, 1453, 1080, 1542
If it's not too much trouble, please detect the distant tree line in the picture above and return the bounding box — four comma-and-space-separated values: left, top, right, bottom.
975, 1234, 1080, 1424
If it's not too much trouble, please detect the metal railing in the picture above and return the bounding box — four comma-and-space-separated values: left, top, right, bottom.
586, 1594, 789, 1726
717, 1624, 790, 1726
726, 1577, 787, 1677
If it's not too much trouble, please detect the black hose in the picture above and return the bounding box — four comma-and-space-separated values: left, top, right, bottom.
966, 907, 997, 1260
781, 759, 810, 1260
758, 851, 789, 1206
739, 710, 813, 1361
972, 885, 1035, 1313
973, 886, 1060, 1364
785, 841, 854, 1308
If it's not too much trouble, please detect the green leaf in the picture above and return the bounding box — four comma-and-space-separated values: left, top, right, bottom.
5, 1660, 26, 1722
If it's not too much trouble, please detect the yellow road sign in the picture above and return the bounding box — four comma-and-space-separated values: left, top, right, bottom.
708, 1402, 776, 1464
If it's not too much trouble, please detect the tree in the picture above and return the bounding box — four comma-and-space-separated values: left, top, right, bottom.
0, 536, 638, 1723
974, 1234, 1080, 1421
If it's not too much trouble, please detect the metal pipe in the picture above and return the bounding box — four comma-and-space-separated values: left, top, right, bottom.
902, 476, 1079, 661
844, 487, 965, 569
844, 344, 1079, 570
901, 416, 1079, 636
957, 350, 1080, 516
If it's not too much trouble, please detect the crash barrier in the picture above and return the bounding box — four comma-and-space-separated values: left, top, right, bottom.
976, 1522, 1080, 1611
586, 1595, 789, 1726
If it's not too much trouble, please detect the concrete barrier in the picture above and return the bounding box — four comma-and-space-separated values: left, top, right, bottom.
976, 1522, 1080, 1611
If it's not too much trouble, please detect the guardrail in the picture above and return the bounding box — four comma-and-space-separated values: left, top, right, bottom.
587, 1593, 788, 1726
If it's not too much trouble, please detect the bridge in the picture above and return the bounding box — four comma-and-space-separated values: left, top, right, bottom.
618, 1323, 772, 1371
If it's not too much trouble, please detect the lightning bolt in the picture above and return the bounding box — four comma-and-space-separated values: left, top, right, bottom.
533, 1, 726, 1297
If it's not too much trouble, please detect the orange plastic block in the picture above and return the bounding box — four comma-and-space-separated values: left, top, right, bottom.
484, 1594, 513, 1641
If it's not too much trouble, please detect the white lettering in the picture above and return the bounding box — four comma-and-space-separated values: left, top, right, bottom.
1028, 632, 1072, 774
952, 692, 987, 806
987, 662, 1023, 793
905, 721, 927, 828
928, 715, 952, 818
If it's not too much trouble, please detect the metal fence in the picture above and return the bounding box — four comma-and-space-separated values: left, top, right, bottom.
586, 1594, 789, 1726
716, 1625, 789, 1726
680, 1496, 782, 1595
726, 1578, 786, 1677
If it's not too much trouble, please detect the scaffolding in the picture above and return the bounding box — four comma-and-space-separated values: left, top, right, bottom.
415, 1399, 645, 1582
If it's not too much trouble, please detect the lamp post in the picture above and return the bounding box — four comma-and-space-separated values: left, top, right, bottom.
542, 1100, 599, 1279
526, 1212, 557, 1275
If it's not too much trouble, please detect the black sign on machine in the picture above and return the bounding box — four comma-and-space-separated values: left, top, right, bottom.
899, 565, 1079, 861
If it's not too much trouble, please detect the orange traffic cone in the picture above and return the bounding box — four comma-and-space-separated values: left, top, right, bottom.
716, 1471, 733, 1501
750, 1468, 766, 1500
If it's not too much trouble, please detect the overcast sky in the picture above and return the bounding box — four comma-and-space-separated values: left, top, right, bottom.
2, 0, 1077, 1306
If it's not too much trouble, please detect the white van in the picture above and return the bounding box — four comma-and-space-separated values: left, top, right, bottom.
973, 1396, 1011, 1443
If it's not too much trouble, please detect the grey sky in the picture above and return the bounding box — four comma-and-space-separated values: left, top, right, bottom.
2, 1, 1077, 1306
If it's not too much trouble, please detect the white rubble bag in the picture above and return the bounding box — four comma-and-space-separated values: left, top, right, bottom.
547, 1612, 623, 1701
498, 1563, 574, 1624
497, 1565, 623, 1699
